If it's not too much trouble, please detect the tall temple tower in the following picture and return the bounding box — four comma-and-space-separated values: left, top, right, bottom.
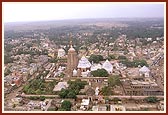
67, 40, 78, 77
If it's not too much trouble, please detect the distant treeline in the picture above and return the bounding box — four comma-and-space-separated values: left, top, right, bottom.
4, 18, 164, 42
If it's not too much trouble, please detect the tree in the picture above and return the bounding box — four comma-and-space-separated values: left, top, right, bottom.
40, 96, 46, 101
144, 96, 158, 103
120, 59, 148, 68
89, 54, 104, 63
117, 55, 127, 60
109, 55, 116, 60
112, 97, 121, 104
108, 75, 121, 87
101, 86, 113, 96
91, 69, 109, 77
61, 100, 72, 111
67, 90, 77, 99
133, 59, 148, 67
58, 89, 69, 98
4, 68, 12, 76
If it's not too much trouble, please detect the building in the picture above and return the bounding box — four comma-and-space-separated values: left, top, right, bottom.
102, 60, 113, 74
67, 42, 78, 76
122, 79, 163, 96
77, 56, 91, 77
139, 66, 150, 77
57, 48, 66, 58
53, 82, 69, 91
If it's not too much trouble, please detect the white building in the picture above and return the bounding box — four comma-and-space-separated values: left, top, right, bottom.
139, 66, 150, 77
91, 64, 102, 71
73, 69, 77, 76
57, 48, 65, 58
77, 56, 91, 77
53, 82, 69, 91
102, 60, 113, 74
77, 56, 91, 70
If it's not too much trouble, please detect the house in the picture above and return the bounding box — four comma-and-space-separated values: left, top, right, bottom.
53, 82, 69, 91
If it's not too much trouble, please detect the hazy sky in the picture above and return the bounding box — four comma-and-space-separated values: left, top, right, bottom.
3, 2, 165, 22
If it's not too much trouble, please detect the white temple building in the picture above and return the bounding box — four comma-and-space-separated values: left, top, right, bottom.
57, 48, 66, 58
77, 56, 91, 70
102, 60, 113, 74
139, 66, 150, 77
77, 56, 91, 77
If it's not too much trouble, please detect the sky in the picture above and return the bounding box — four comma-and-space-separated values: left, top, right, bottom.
3, 2, 165, 22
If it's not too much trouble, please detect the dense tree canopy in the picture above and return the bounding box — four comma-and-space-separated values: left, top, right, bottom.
89, 54, 104, 63
60, 100, 72, 111
58, 79, 87, 99
91, 69, 109, 77
119, 59, 148, 67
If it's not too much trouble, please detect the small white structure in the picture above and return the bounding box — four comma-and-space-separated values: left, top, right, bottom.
139, 66, 150, 77
102, 60, 113, 74
80, 99, 90, 111
73, 69, 77, 76
95, 87, 99, 96
53, 82, 69, 91
81, 99, 90, 106
57, 48, 65, 58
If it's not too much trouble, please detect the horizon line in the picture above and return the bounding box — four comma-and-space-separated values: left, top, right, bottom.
4, 17, 164, 24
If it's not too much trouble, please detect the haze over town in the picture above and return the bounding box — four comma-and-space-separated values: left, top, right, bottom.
3, 2, 164, 22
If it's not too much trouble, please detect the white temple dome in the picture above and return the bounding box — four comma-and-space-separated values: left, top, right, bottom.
139, 66, 150, 73
77, 56, 91, 69
102, 60, 113, 74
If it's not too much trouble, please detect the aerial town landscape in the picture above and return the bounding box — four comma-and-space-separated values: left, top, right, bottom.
3, 3, 165, 112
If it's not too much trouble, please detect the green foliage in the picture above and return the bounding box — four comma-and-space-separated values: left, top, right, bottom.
60, 100, 72, 111
108, 55, 116, 60
117, 55, 127, 60
108, 75, 121, 87
112, 97, 121, 104
4, 68, 12, 76
67, 90, 77, 99
4, 54, 14, 64
59, 79, 87, 99
119, 59, 148, 67
22, 78, 57, 95
144, 96, 158, 103
101, 86, 113, 96
49, 58, 58, 63
59, 89, 69, 98
89, 54, 104, 63
91, 69, 109, 77
40, 96, 46, 101
133, 59, 148, 67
